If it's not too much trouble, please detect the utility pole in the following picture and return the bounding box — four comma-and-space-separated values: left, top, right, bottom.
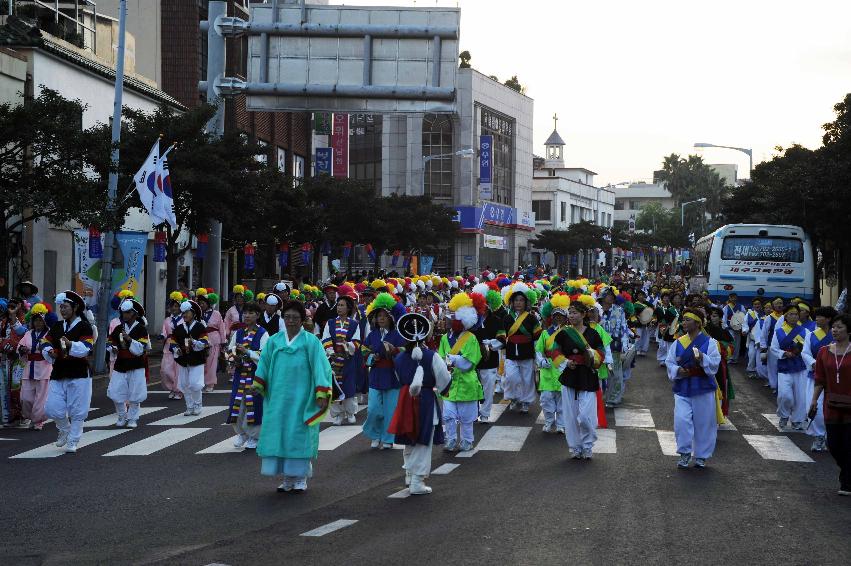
93, 0, 127, 373
200, 1, 227, 292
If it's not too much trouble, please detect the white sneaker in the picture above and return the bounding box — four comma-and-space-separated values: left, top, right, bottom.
17, 419, 32, 429
192, 407, 203, 416
409, 475, 432, 495
332, 415, 343, 426
380, 442, 394, 450
203, 385, 215, 393
405, 470, 412, 486
115, 416, 128, 427
370, 439, 380, 449
245, 438, 258, 449
183, 409, 193, 416
167, 392, 176, 399
556, 426, 565, 435
126, 420, 138, 429
542, 423, 554, 433
65, 442, 78, 454
277, 477, 294, 493
55, 431, 69, 447
345, 414, 357, 425
292, 477, 308, 492
233, 434, 247, 448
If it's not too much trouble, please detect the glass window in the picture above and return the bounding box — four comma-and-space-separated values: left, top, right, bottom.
629, 200, 638, 210
532, 200, 551, 222
480, 107, 514, 205
560, 202, 567, 222
720, 237, 804, 262
349, 114, 382, 194
614, 201, 624, 210
423, 114, 453, 198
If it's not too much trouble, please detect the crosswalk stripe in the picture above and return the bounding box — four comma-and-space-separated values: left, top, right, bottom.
104, 428, 209, 456
655, 430, 679, 456
761, 414, 807, 434
318, 426, 362, 450
148, 406, 229, 426
474, 425, 532, 451
196, 437, 246, 454
718, 418, 737, 431
387, 488, 411, 499
614, 408, 655, 428
84, 407, 166, 428
485, 403, 509, 423
148, 390, 232, 394
300, 519, 358, 537
10, 429, 130, 459
432, 463, 460, 475
743, 434, 814, 462
595, 429, 617, 454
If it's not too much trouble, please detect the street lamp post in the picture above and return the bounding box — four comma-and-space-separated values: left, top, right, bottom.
681, 197, 707, 226
421, 147, 474, 196
694, 142, 753, 179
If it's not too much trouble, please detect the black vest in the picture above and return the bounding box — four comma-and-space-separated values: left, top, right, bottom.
109, 321, 149, 372
45, 318, 93, 380
170, 322, 209, 367
259, 312, 281, 336
474, 312, 503, 370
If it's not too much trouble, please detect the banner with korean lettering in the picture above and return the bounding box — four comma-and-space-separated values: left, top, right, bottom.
73, 229, 148, 319
331, 113, 349, 178
315, 148, 332, 175
479, 135, 493, 200
314, 112, 332, 135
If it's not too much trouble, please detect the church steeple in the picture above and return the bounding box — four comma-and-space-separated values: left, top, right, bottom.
544, 113, 565, 169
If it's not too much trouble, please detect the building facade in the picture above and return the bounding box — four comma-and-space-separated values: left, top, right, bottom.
529, 122, 615, 274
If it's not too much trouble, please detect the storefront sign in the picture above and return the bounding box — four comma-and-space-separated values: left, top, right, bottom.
452, 204, 536, 233
331, 113, 348, 178
479, 135, 493, 200
315, 148, 332, 175
483, 235, 507, 250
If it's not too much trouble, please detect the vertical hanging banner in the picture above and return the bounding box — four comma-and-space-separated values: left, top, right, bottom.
331, 113, 349, 178
315, 148, 332, 175
301, 243, 312, 265
342, 241, 353, 260
479, 135, 493, 201
195, 233, 208, 259
278, 243, 290, 268
320, 241, 332, 257
391, 250, 401, 267
88, 226, 103, 259
244, 244, 255, 271
73, 230, 147, 318
153, 231, 167, 262
314, 112, 332, 135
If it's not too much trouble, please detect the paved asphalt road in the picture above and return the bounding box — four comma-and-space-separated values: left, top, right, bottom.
2, 351, 850, 565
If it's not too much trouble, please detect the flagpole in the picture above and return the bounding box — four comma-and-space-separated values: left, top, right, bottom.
93, 0, 127, 374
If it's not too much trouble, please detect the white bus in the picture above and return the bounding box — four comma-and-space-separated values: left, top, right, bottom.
693, 224, 815, 306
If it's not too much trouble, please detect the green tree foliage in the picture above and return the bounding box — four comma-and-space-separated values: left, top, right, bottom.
86, 102, 266, 289
634, 202, 690, 248
504, 75, 524, 94
459, 50, 471, 69
719, 93, 851, 287
656, 153, 727, 216
0, 89, 106, 295
529, 221, 608, 272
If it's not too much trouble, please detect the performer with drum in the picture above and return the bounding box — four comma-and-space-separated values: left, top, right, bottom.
721, 293, 746, 364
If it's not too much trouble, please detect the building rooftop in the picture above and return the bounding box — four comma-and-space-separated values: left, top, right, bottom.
0, 16, 183, 109
544, 129, 565, 146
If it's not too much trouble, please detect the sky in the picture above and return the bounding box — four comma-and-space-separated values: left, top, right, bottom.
331, 0, 851, 185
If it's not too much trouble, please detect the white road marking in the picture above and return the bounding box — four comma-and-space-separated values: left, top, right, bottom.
535, 410, 545, 425
318, 426, 362, 450
743, 434, 814, 462
474, 425, 532, 451
486, 403, 509, 423
718, 418, 737, 431
431, 463, 460, 475
148, 406, 229, 426
300, 519, 359, 537
104, 428, 210, 456
614, 408, 655, 428
196, 437, 247, 454
0, 438, 19, 441
655, 430, 679, 456
387, 488, 411, 499
84, 407, 166, 428
595, 429, 617, 454
761, 414, 807, 434
455, 448, 479, 458
10, 429, 130, 459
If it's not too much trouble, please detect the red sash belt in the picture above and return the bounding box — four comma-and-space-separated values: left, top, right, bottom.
374, 359, 394, 369
507, 335, 532, 344
567, 354, 586, 366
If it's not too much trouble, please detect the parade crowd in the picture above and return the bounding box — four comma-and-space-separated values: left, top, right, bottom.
1, 270, 850, 497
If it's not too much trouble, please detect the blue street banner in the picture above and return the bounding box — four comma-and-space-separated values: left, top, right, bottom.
479, 135, 493, 200
315, 148, 332, 175
73, 229, 147, 318
420, 256, 434, 275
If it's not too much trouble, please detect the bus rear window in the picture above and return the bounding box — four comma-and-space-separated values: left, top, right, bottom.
720, 236, 804, 262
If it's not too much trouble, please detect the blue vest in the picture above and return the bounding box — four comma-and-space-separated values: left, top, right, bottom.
806, 328, 832, 378
776, 323, 807, 374
671, 332, 717, 397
